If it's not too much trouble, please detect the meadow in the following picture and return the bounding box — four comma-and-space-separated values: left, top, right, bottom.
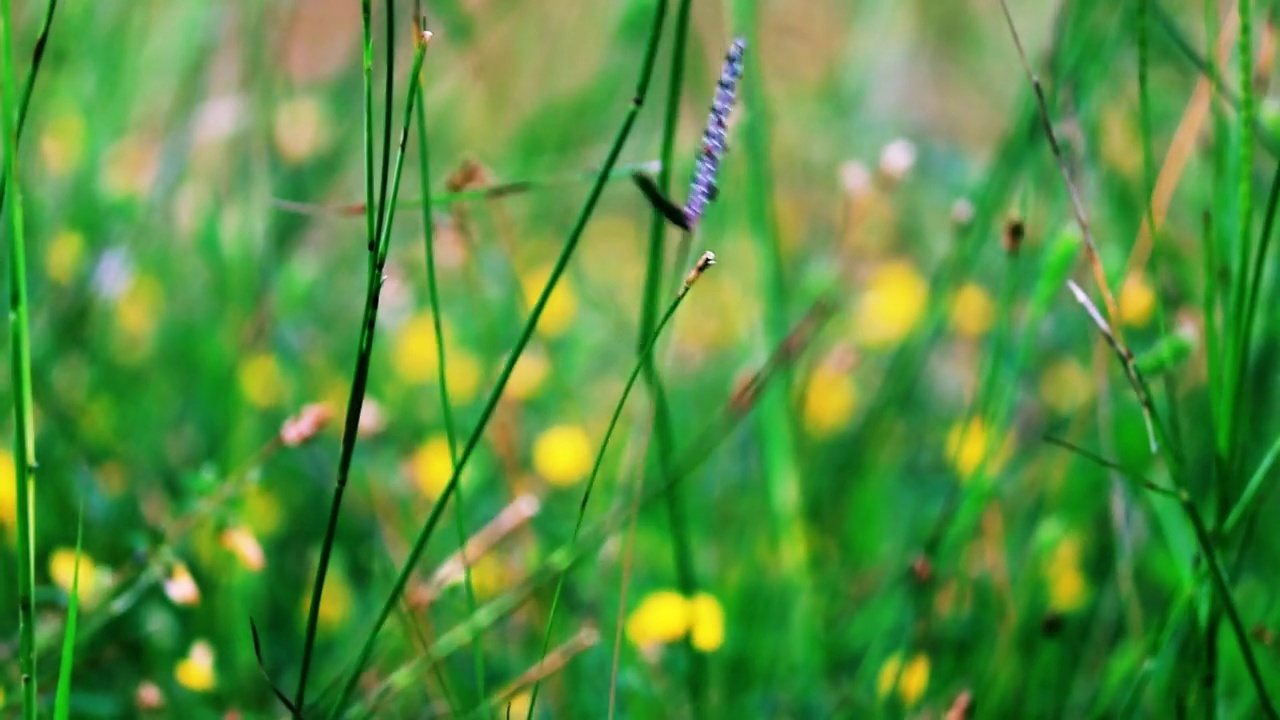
1, 0, 1279, 717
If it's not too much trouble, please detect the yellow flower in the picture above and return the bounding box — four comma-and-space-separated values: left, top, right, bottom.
855, 260, 929, 349
445, 346, 483, 404
408, 435, 454, 499
0, 448, 14, 529
945, 417, 1013, 481
877, 652, 930, 707
532, 425, 593, 487
114, 274, 164, 341
243, 483, 283, 536
467, 554, 510, 601
519, 265, 578, 338
315, 567, 353, 632
506, 350, 550, 401
239, 353, 285, 408
1039, 357, 1094, 415
392, 313, 440, 384
689, 593, 725, 652
174, 640, 216, 692
802, 364, 857, 437
1043, 532, 1090, 613
273, 95, 332, 164
39, 110, 86, 178
625, 590, 690, 647
505, 691, 533, 719
45, 229, 85, 286
48, 547, 100, 609
1119, 273, 1157, 327
949, 282, 996, 339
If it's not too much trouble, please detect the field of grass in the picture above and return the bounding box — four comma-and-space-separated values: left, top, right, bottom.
2, 0, 1280, 717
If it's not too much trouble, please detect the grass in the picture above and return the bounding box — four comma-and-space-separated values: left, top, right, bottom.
6, 0, 1280, 717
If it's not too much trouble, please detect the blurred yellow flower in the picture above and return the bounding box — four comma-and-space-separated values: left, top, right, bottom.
689, 593, 726, 652
239, 353, 285, 408
1043, 532, 1090, 613
409, 435, 454, 499
243, 483, 283, 536
114, 274, 164, 341
303, 565, 353, 632
40, 110, 86, 178
533, 424, 593, 487
877, 651, 930, 707
220, 526, 266, 572
625, 590, 690, 647
1039, 357, 1095, 415
505, 691, 533, 719
949, 282, 996, 339
392, 313, 441, 384
273, 94, 333, 164
519, 265, 578, 338
802, 364, 857, 437
1119, 273, 1157, 327
45, 229, 85, 286
945, 417, 1012, 481
48, 547, 101, 609
0, 448, 14, 529
506, 349, 550, 401
174, 640, 216, 692
445, 346, 483, 404
855, 260, 929, 349
467, 554, 510, 601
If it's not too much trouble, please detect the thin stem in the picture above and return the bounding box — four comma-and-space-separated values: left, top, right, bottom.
293, 36, 430, 718
527, 256, 710, 718
0, 0, 38, 716
325, 1, 672, 713
413, 60, 484, 701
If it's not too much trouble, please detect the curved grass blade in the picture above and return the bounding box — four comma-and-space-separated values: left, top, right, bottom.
52, 502, 83, 720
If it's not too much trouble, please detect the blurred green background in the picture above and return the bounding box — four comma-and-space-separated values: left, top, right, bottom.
2, 0, 1279, 717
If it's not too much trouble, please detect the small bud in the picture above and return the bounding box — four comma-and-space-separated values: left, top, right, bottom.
1002, 215, 1025, 256
950, 198, 975, 230
877, 138, 917, 186
280, 402, 334, 447
681, 251, 717, 294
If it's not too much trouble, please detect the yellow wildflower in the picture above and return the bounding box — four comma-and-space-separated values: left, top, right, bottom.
689, 593, 726, 652
163, 562, 201, 606
301, 564, 353, 632
0, 448, 14, 529
273, 95, 332, 164
1043, 532, 1090, 613
949, 282, 996, 339
505, 691, 533, 719
243, 483, 283, 536
174, 640, 216, 692
945, 417, 1013, 481
855, 260, 929, 349
625, 590, 690, 647
220, 526, 266, 572
48, 547, 101, 609
391, 313, 440, 384
1039, 357, 1094, 415
1119, 273, 1157, 327
114, 274, 164, 341
532, 425, 593, 487
45, 229, 85, 286
445, 346, 483, 404
39, 110, 86, 178
239, 353, 285, 408
802, 364, 857, 437
877, 652, 930, 707
408, 435, 455, 499
467, 554, 510, 601
519, 265, 578, 338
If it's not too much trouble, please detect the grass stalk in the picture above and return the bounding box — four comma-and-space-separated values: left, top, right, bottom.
634, 0, 704, 710
324, 1, 673, 713
731, 0, 820, 681
527, 253, 714, 718
293, 31, 431, 717
0, 0, 39, 715
52, 504, 83, 720
412, 55, 485, 702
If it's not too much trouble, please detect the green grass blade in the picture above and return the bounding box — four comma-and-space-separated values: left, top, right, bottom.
53, 503, 84, 720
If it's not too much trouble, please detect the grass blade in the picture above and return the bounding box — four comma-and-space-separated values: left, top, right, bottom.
52, 503, 84, 720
